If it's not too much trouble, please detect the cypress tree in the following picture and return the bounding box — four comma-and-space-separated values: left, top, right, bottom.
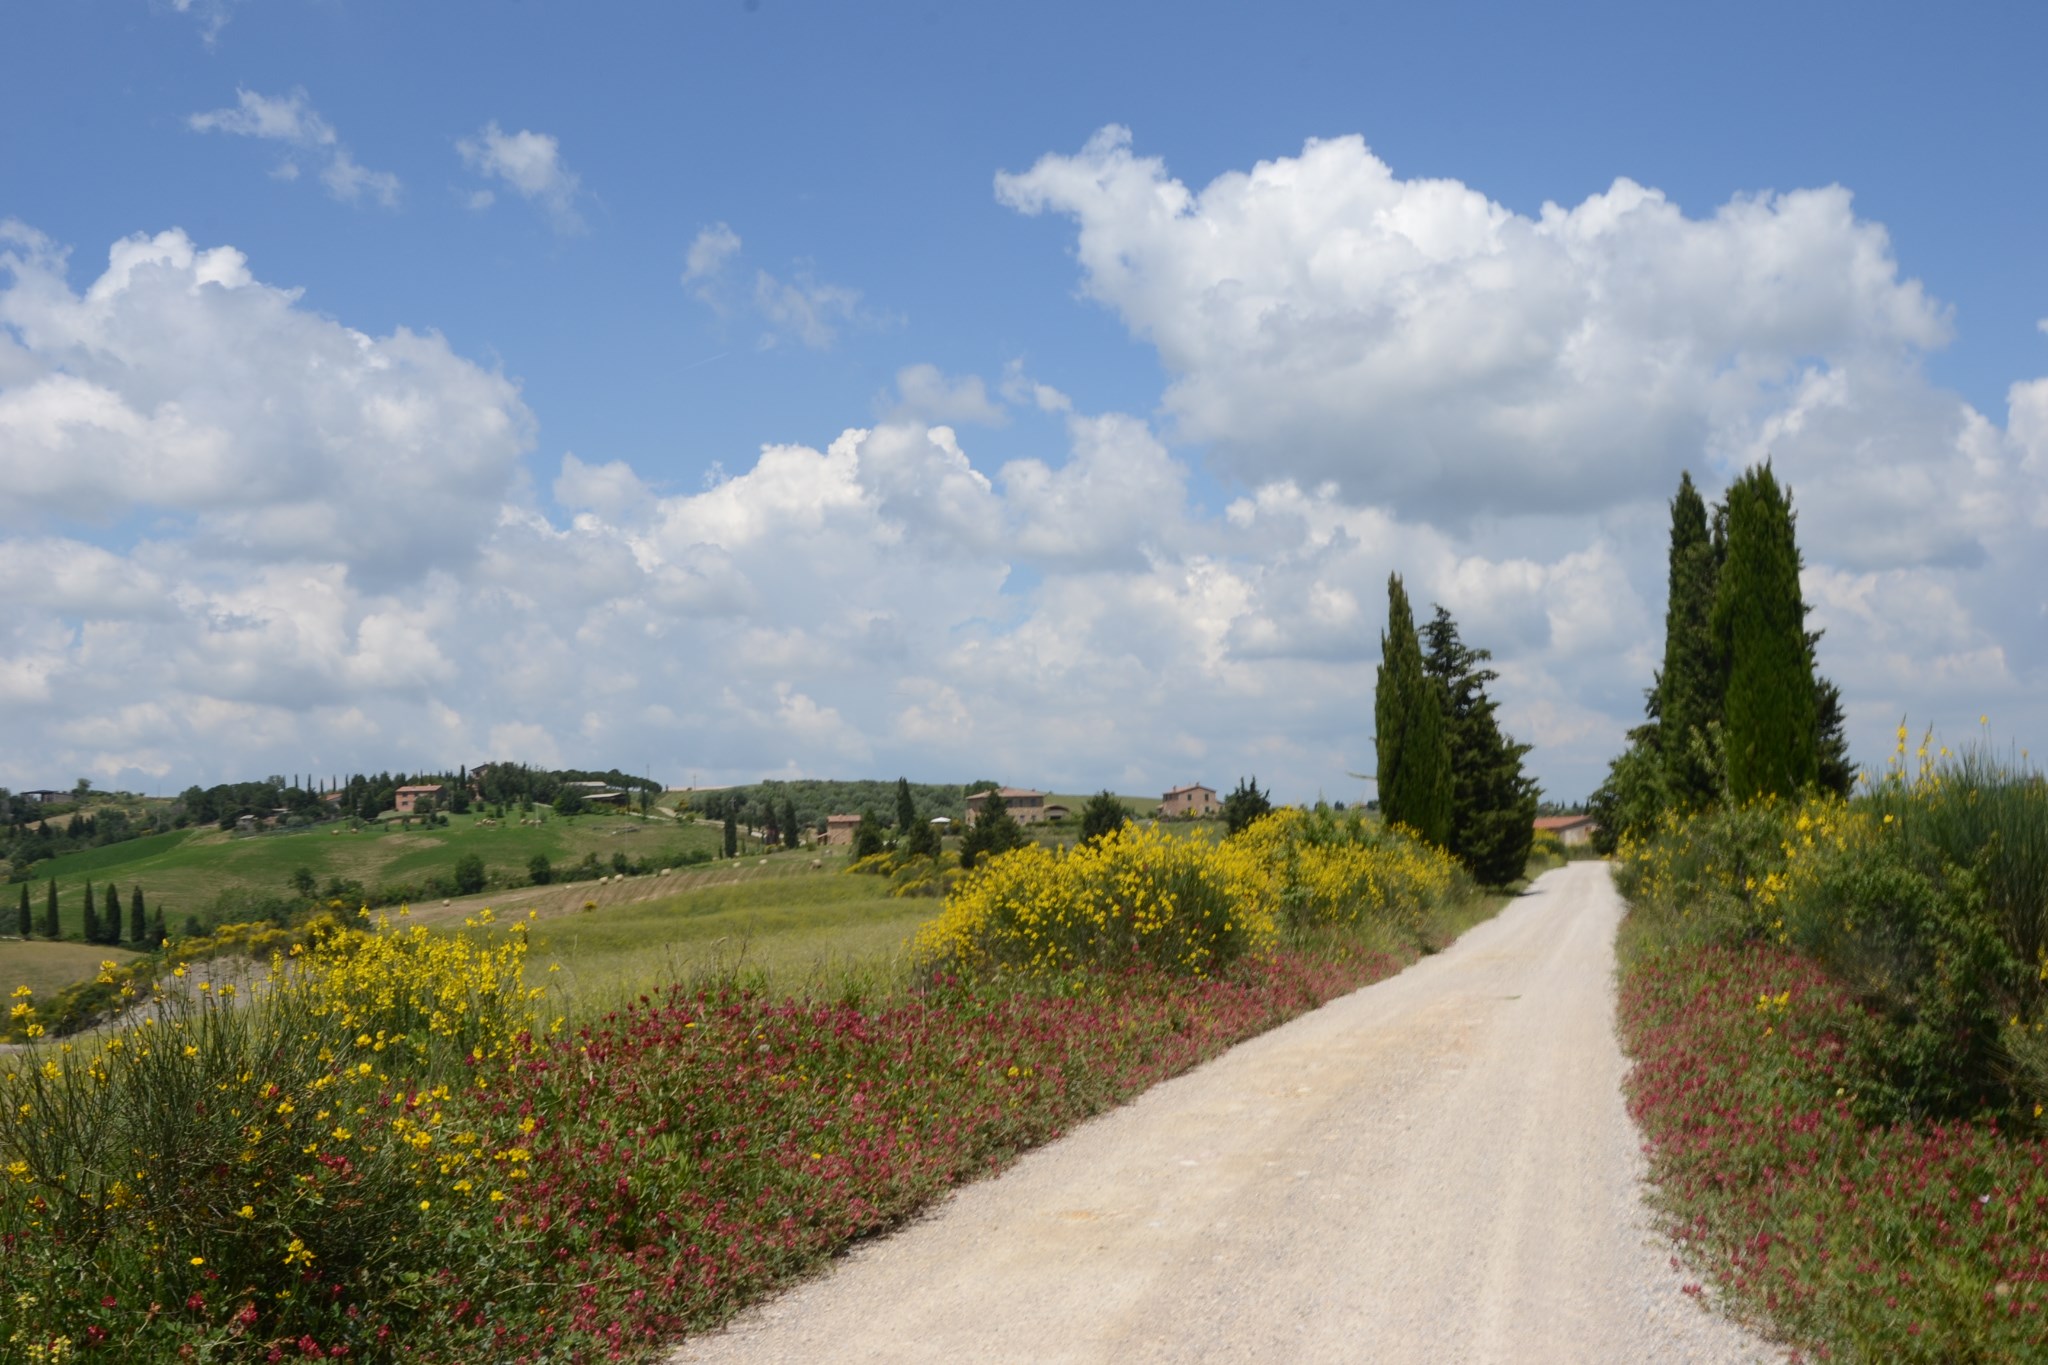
1375, 574, 1452, 846
894, 777, 917, 834
149, 907, 167, 948
1713, 462, 1818, 801
16, 882, 28, 938
44, 880, 59, 938
83, 879, 99, 945
781, 798, 800, 849
129, 885, 147, 944
104, 883, 121, 945
1655, 472, 1725, 810
1422, 607, 1540, 886
722, 803, 738, 858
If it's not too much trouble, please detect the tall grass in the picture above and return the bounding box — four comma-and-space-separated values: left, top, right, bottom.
1615, 740, 2048, 1124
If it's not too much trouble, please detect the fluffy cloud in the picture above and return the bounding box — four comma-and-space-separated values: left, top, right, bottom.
189, 89, 401, 208
0, 222, 533, 586
457, 123, 584, 233
2, 183, 2043, 804
996, 127, 1955, 525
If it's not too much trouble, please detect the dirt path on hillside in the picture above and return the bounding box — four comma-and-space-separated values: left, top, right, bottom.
668, 863, 1783, 1364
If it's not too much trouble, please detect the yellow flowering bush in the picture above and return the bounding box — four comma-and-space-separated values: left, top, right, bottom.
916, 823, 1277, 977
1231, 807, 1465, 938
915, 810, 1467, 979
0, 906, 547, 1355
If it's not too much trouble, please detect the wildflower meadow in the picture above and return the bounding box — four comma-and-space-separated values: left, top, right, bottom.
1615, 734, 2048, 1360
1, 812, 1479, 1362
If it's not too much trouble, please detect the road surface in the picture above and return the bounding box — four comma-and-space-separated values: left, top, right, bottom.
670, 862, 1781, 1364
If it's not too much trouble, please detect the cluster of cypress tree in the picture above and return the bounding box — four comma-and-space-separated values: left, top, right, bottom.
1590, 463, 1850, 851
14, 878, 165, 946
1375, 574, 1539, 886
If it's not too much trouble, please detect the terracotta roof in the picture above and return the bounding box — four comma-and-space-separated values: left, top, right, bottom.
967, 787, 1044, 800
1163, 783, 1213, 797
1533, 814, 1594, 831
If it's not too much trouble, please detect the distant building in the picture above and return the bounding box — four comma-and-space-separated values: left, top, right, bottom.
1159, 783, 1219, 818
1534, 814, 1597, 847
17, 790, 66, 805
965, 788, 1048, 824
822, 813, 863, 847
1042, 804, 1071, 822
394, 784, 445, 814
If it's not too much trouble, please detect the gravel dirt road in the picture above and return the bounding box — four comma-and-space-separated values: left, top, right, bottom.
669, 862, 1783, 1364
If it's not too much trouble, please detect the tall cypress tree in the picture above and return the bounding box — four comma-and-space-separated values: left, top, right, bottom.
16, 882, 28, 939
44, 880, 59, 938
894, 777, 917, 834
103, 883, 121, 946
83, 879, 99, 945
1655, 471, 1725, 809
1422, 607, 1540, 885
1714, 462, 1818, 800
781, 797, 800, 850
1375, 574, 1452, 846
129, 885, 147, 945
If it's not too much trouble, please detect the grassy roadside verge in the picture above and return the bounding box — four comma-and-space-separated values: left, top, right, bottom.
1618, 938, 2048, 1361
0, 812, 1504, 1362
1613, 765, 2048, 1362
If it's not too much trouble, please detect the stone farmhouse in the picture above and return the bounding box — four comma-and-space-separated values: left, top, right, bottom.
965, 787, 1048, 824
393, 783, 445, 814
1534, 813, 1598, 847
1159, 783, 1219, 818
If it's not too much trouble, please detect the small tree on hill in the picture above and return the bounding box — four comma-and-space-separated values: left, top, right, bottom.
852, 810, 887, 861
527, 854, 554, 886
1222, 777, 1272, 835
905, 815, 942, 859
453, 854, 487, 896
959, 792, 1028, 871
1079, 790, 1129, 845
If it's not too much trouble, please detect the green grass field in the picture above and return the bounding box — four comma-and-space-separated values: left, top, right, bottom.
11, 812, 725, 938
0, 940, 141, 1001
510, 868, 934, 1016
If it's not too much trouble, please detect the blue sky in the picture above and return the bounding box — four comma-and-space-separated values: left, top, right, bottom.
3, 0, 2045, 803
